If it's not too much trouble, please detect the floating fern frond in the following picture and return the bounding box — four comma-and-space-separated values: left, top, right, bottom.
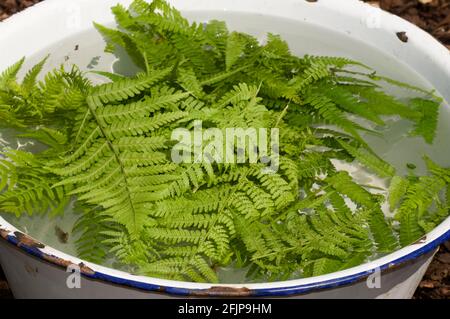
140, 255, 218, 283
73, 205, 112, 264
304, 91, 366, 142
22, 55, 49, 94
338, 140, 395, 178
367, 207, 399, 253
388, 176, 409, 211
0, 150, 68, 217
409, 98, 440, 144
305, 55, 370, 70
177, 66, 204, 98
327, 171, 376, 208
105, 111, 187, 138
0, 57, 25, 87
397, 176, 446, 246
88, 68, 172, 107
226, 32, 247, 71
319, 84, 384, 125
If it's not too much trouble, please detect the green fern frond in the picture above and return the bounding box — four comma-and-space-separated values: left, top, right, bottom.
22, 55, 49, 94
88, 68, 172, 108
346, 85, 422, 121
177, 66, 204, 98
388, 176, 409, 211
397, 175, 446, 246
226, 32, 248, 71
105, 111, 187, 138
0, 57, 25, 87
409, 98, 440, 144
319, 84, 384, 125
303, 91, 366, 142
326, 171, 376, 208
73, 205, 112, 264
338, 140, 395, 178
367, 207, 399, 253
97, 90, 189, 124
305, 55, 370, 69
289, 61, 330, 95
140, 255, 218, 283
0, 150, 68, 217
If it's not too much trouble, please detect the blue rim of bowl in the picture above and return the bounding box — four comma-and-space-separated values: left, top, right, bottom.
1, 225, 449, 297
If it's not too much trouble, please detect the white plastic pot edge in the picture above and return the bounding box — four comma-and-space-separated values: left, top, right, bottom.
0, 0, 449, 295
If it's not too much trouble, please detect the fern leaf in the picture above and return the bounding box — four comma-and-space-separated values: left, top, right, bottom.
320, 84, 384, 125
226, 32, 247, 71
367, 207, 398, 253
73, 206, 111, 263
409, 98, 440, 144
327, 171, 376, 208
177, 66, 204, 98
0, 57, 25, 87
200, 65, 250, 87
22, 55, 48, 94
388, 176, 409, 211
88, 68, 172, 107
338, 140, 395, 178
311, 258, 343, 276
304, 91, 366, 142
397, 176, 446, 246
306, 55, 370, 69
106, 111, 187, 138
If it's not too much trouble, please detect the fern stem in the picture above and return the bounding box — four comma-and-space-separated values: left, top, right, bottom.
275, 103, 290, 128
73, 109, 92, 146
252, 246, 296, 261
86, 97, 139, 235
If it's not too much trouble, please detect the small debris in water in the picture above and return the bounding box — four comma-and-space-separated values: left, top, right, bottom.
75, 44, 79, 51
396, 31, 409, 43
55, 226, 69, 244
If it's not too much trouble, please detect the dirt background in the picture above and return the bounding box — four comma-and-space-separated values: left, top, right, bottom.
0, 0, 39, 20
0, 0, 449, 299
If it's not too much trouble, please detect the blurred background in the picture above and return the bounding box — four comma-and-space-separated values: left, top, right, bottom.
0, 0, 449, 299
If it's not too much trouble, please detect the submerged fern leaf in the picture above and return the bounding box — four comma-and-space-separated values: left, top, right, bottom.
409, 98, 440, 144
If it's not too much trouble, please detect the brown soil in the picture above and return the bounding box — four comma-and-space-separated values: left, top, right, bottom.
414, 243, 450, 299
0, 0, 449, 300
0, 266, 12, 299
365, 0, 450, 49
0, 0, 40, 21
